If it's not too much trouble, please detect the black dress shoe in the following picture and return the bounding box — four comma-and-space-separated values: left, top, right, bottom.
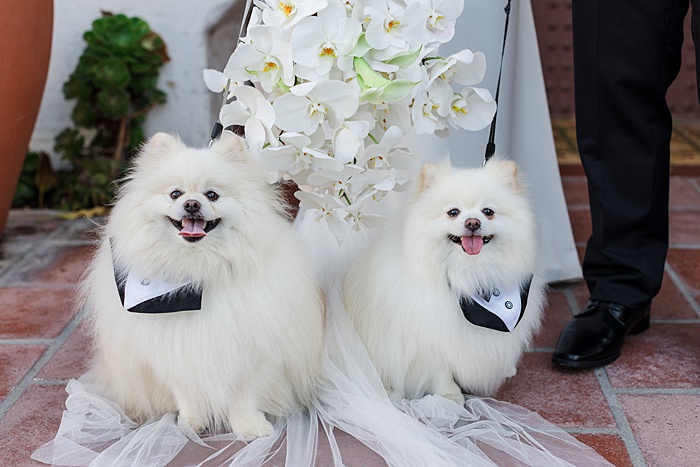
552, 300, 651, 368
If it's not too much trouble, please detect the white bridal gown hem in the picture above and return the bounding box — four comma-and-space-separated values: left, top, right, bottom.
31, 211, 610, 467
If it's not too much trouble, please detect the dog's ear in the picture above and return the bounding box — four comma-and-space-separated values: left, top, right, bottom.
485, 159, 522, 191
418, 163, 450, 193
213, 130, 250, 162
143, 132, 184, 155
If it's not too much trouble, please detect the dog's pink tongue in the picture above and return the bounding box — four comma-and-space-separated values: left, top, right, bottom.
462, 235, 483, 255
179, 218, 206, 237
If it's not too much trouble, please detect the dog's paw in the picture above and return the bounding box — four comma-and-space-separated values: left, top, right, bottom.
432, 377, 465, 406
230, 411, 275, 440
178, 414, 207, 434
442, 392, 466, 407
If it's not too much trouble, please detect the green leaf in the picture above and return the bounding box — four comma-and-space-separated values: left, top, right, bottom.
97, 88, 130, 120
349, 34, 371, 57
353, 57, 390, 88
63, 71, 92, 99
354, 57, 419, 104
386, 47, 422, 68
71, 100, 97, 127
91, 57, 131, 88
35, 153, 59, 209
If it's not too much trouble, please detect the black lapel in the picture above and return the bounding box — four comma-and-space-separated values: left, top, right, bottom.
459, 277, 532, 332
117, 281, 203, 314
110, 237, 203, 314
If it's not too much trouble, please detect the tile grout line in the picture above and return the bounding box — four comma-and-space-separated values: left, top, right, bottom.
563, 286, 582, 315
664, 262, 700, 317
32, 380, 72, 387
0, 283, 79, 289
0, 218, 93, 284
0, 308, 84, 420
0, 240, 64, 286
612, 388, 700, 395
671, 126, 700, 153
689, 178, 700, 194
0, 239, 47, 285
0, 219, 89, 420
595, 368, 647, 467
563, 427, 619, 435
0, 339, 54, 346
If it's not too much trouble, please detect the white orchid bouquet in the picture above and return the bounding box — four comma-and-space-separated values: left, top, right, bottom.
204, 0, 497, 241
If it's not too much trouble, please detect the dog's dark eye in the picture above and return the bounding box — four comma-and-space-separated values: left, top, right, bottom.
482, 208, 495, 218
447, 208, 460, 218
170, 190, 182, 200
206, 191, 219, 202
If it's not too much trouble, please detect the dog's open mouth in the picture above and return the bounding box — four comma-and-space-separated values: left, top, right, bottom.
169, 217, 221, 243
448, 234, 493, 255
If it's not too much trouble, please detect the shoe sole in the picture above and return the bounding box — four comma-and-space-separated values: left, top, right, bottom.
551, 351, 620, 369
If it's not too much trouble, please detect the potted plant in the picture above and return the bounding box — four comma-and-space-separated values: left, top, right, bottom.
0, 0, 53, 236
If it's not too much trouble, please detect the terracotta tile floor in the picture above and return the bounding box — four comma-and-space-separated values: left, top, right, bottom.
1, 119, 700, 466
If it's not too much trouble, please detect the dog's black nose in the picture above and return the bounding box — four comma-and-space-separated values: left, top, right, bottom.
183, 199, 201, 213
465, 218, 481, 231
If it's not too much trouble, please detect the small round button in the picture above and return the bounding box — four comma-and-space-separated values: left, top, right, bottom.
141, 279, 150, 286
505, 301, 513, 309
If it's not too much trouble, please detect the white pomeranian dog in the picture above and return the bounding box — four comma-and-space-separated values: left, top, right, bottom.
80, 131, 325, 439
343, 159, 545, 403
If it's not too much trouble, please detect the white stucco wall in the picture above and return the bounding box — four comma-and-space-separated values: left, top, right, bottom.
30, 0, 240, 160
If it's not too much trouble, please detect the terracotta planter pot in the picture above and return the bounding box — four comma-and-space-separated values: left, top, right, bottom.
0, 0, 53, 236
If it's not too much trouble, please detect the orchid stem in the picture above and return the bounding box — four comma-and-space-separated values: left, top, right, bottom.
339, 190, 352, 205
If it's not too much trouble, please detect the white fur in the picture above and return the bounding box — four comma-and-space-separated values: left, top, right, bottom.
343, 159, 545, 402
81, 131, 325, 439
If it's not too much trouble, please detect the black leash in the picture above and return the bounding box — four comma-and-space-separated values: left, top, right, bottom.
209, 0, 255, 145
484, 0, 512, 163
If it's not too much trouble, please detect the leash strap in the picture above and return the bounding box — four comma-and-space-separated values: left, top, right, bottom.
209, 0, 255, 145
484, 0, 512, 163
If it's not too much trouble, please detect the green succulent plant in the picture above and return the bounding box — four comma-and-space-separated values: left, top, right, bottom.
29, 11, 169, 211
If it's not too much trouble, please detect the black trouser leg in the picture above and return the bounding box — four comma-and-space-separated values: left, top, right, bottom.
572, 0, 689, 309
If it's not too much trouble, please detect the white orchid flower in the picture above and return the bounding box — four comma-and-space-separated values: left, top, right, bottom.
261, 130, 342, 175
361, 0, 420, 60
343, 0, 365, 21
219, 85, 277, 151
305, 165, 364, 198
350, 169, 396, 194
448, 86, 497, 131
357, 125, 419, 170
350, 169, 411, 205
345, 202, 386, 231
426, 49, 486, 87
260, 0, 329, 31
202, 69, 230, 93
410, 77, 453, 134
295, 191, 351, 241
291, 2, 362, 78
332, 120, 371, 165
366, 97, 412, 135
224, 25, 294, 93
363, 0, 405, 50
403, 0, 463, 45
273, 80, 359, 134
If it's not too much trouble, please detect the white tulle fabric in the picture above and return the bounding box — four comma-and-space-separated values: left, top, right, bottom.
32, 211, 612, 467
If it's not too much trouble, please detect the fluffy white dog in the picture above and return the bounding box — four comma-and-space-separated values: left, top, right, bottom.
81, 131, 325, 439
343, 159, 545, 403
